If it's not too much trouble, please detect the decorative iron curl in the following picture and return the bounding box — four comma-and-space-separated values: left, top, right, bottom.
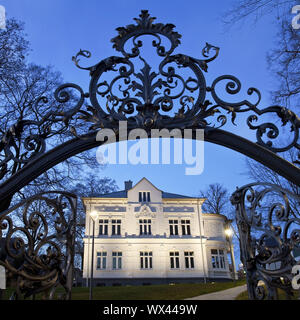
207, 75, 300, 154
208, 75, 262, 123
0, 82, 88, 181
0, 9, 299, 186
0, 191, 77, 300
231, 182, 300, 300
68, 10, 222, 131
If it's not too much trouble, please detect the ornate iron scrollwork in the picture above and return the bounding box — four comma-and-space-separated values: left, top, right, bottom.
0, 84, 86, 182
0, 191, 77, 299
71, 10, 219, 131
0, 10, 299, 184
231, 183, 300, 299
0, 9, 299, 301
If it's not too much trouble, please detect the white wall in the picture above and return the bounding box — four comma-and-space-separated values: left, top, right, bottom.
82, 178, 232, 282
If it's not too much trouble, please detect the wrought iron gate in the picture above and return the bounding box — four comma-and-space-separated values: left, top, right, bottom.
0, 10, 299, 299
231, 183, 300, 299
0, 191, 77, 299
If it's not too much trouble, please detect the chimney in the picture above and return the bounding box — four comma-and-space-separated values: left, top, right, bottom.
124, 180, 133, 190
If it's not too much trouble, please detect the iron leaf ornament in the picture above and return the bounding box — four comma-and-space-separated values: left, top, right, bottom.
71, 9, 221, 131
0, 10, 299, 183
111, 10, 182, 58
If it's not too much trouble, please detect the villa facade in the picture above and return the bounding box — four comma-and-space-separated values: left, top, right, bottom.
81, 178, 236, 286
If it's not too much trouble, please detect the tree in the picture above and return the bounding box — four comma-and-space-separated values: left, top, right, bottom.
224, 1, 300, 198
245, 149, 300, 215
0, 18, 29, 76
199, 183, 230, 216
0, 18, 119, 274
224, 0, 300, 108
267, 20, 300, 107
0, 18, 106, 210
70, 174, 119, 269
224, 0, 295, 26
71, 176, 119, 198
222, 3, 300, 271
199, 183, 240, 264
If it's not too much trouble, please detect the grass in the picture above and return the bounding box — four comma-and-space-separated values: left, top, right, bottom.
2, 279, 246, 300
235, 287, 300, 300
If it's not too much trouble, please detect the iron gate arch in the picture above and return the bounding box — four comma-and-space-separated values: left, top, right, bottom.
0, 10, 299, 299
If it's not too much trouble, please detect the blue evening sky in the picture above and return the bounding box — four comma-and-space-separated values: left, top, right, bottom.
1, 0, 282, 198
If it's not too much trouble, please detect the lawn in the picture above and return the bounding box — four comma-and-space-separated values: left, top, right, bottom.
235, 287, 300, 300
2, 280, 246, 300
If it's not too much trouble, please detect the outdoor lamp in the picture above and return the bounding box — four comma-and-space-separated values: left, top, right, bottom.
225, 228, 233, 238
90, 210, 98, 221
225, 226, 235, 281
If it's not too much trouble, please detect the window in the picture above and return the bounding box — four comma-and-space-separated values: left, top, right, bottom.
96, 252, 107, 269
219, 250, 225, 269
181, 220, 191, 235
112, 219, 121, 236
139, 191, 151, 202
170, 252, 180, 269
112, 252, 122, 270
184, 251, 194, 269
169, 220, 179, 236
99, 219, 108, 236
211, 249, 226, 269
139, 219, 152, 235
140, 251, 153, 269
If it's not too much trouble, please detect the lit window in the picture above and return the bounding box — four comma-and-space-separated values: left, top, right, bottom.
184, 251, 194, 269
140, 251, 153, 269
139, 192, 151, 202
169, 220, 179, 236
96, 252, 107, 269
181, 220, 191, 235
111, 219, 121, 236
170, 252, 180, 269
99, 219, 108, 236
139, 219, 152, 235
211, 249, 226, 269
112, 252, 122, 270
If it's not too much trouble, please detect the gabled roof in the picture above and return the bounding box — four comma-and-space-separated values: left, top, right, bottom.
82, 178, 199, 199
87, 190, 195, 199
83, 190, 127, 198
132, 177, 162, 192
161, 192, 193, 199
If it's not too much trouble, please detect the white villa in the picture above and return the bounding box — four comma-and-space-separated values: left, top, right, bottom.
81, 178, 236, 286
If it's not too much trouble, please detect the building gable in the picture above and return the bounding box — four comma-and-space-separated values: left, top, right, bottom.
127, 177, 162, 203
